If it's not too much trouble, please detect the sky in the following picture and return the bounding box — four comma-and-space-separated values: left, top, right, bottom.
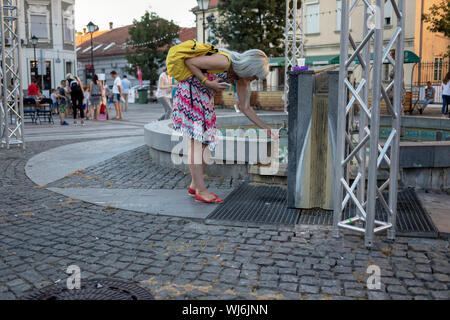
75, 0, 198, 32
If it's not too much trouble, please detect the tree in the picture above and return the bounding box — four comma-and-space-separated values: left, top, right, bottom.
209, 0, 285, 57
423, 0, 450, 38
126, 11, 179, 85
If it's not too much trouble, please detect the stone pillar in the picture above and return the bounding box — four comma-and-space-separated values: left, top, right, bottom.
287, 70, 339, 210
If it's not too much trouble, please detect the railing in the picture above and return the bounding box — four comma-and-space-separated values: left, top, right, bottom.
411, 85, 444, 104
414, 60, 450, 87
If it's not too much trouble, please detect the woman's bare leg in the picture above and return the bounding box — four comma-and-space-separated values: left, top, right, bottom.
188, 139, 215, 201
90, 106, 95, 120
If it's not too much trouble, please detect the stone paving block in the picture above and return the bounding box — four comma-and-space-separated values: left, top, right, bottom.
1, 140, 450, 300
408, 287, 430, 296
299, 285, 319, 294
433, 273, 450, 282
430, 290, 449, 300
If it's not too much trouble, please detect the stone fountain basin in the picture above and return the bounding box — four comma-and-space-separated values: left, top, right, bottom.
144, 113, 288, 178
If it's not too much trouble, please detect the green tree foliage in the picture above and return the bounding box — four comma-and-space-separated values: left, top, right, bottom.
126, 11, 179, 84
423, 0, 450, 37
209, 0, 285, 57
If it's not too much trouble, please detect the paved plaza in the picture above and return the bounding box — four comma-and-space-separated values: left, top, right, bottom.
0, 103, 449, 300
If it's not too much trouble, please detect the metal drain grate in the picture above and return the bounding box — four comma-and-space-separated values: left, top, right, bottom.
206, 183, 438, 237
26, 279, 154, 300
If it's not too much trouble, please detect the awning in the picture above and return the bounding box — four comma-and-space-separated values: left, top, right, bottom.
269, 55, 340, 67
355, 50, 420, 64
269, 50, 420, 67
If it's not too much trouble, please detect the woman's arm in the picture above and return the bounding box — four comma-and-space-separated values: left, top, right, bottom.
236, 79, 278, 139
77, 77, 85, 95
185, 55, 230, 92
158, 74, 172, 90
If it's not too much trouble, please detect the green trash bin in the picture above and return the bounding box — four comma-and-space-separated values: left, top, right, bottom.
138, 88, 148, 104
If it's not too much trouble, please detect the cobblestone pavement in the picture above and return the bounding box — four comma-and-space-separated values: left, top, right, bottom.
47, 146, 242, 191
0, 139, 449, 300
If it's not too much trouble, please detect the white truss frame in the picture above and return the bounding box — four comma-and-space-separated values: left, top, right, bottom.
333, 0, 405, 247
1, 0, 24, 149
284, 0, 304, 113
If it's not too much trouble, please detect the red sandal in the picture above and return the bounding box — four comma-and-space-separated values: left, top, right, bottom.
194, 193, 224, 204
188, 188, 196, 196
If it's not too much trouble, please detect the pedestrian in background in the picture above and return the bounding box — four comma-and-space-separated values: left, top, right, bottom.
156, 68, 174, 121
103, 80, 112, 120
83, 87, 90, 120
441, 72, 450, 118
66, 73, 85, 126
27, 80, 39, 100
89, 74, 104, 120
51, 89, 58, 114
121, 75, 131, 112
418, 81, 435, 114
57, 81, 69, 126
110, 71, 123, 120
171, 77, 178, 104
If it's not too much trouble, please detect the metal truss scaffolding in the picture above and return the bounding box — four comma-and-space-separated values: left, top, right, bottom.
333, 0, 405, 247
284, 0, 303, 113
0, 0, 24, 149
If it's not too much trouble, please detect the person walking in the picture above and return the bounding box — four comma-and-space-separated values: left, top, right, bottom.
66, 73, 85, 126
168, 40, 277, 204
103, 81, 112, 120
418, 81, 435, 114
89, 74, 104, 120
121, 75, 131, 112
156, 68, 174, 121
83, 87, 90, 120
441, 72, 450, 118
110, 71, 123, 120
50, 89, 58, 114
56, 81, 69, 126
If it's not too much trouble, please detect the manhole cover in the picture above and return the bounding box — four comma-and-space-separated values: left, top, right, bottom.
26, 279, 154, 300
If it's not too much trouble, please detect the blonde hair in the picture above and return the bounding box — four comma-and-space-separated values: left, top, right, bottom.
220, 48, 269, 80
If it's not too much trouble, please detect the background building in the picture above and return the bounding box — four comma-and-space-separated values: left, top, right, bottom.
192, 0, 219, 45
76, 24, 196, 87
193, 0, 450, 91
301, 0, 450, 88
20, 0, 77, 95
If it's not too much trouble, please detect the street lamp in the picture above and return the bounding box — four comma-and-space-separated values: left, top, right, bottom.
86, 21, 97, 82
31, 35, 38, 84
197, 0, 209, 43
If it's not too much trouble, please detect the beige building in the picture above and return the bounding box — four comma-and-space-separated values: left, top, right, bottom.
302, 0, 450, 88
192, 0, 449, 90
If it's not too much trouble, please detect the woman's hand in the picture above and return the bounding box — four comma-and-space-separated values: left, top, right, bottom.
206, 79, 228, 92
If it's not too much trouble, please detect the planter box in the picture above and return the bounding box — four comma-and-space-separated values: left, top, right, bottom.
257, 91, 284, 111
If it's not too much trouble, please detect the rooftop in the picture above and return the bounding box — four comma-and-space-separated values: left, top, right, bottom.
77, 26, 196, 60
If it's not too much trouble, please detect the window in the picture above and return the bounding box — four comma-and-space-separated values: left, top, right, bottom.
62, 4, 75, 43
64, 17, 74, 43
30, 14, 48, 38
434, 58, 443, 82
383, 64, 390, 82
384, 1, 393, 26
28, 3, 50, 41
207, 14, 216, 43
306, 2, 320, 34
103, 42, 115, 51
93, 44, 104, 51
65, 61, 72, 75
336, 0, 341, 31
